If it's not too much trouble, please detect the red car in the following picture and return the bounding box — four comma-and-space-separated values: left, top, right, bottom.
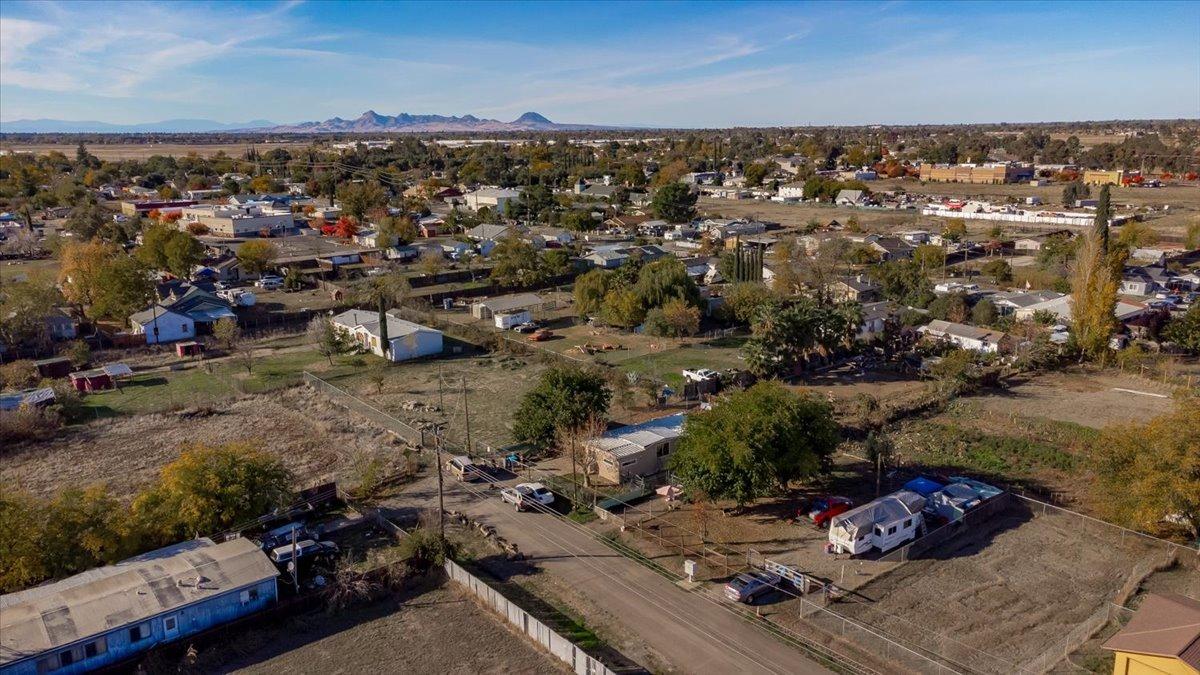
804, 496, 854, 528
528, 329, 553, 342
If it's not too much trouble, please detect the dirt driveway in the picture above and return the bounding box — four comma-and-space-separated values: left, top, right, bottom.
970, 370, 1175, 429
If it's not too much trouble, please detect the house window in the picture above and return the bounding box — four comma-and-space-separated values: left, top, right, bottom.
903, 519, 912, 528
57, 647, 83, 667
84, 637, 107, 658
656, 445, 671, 458
36, 656, 59, 673
162, 615, 178, 635
240, 588, 260, 604
129, 622, 151, 642
873, 525, 883, 536
887, 525, 897, 535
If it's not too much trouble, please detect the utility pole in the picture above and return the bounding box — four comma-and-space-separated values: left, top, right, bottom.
461, 376, 472, 456
290, 526, 299, 593
437, 362, 445, 411
434, 425, 446, 543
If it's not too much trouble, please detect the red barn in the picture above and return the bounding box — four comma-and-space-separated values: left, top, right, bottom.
69, 369, 114, 392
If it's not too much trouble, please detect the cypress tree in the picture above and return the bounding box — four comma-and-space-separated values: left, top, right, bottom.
1094, 184, 1111, 251
377, 296, 390, 360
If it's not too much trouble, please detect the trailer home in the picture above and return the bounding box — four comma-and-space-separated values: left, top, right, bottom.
828, 490, 926, 555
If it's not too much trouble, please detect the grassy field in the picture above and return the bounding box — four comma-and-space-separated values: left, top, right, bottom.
0, 257, 60, 284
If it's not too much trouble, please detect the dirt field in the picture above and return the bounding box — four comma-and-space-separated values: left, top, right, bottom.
967, 369, 1176, 429
699, 197, 925, 233
827, 503, 1183, 673
1, 386, 409, 499
207, 582, 567, 674
0, 141, 314, 160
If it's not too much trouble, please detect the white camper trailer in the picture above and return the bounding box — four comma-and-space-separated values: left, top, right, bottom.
828, 490, 926, 555
495, 310, 532, 330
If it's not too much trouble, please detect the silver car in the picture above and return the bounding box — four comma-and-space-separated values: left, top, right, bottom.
724, 571, 782, 604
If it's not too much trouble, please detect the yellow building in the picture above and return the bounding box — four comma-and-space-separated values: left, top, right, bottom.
1083, 169, 1125, 186
919, 163, 1031, 184
1102, 594, 1200, 675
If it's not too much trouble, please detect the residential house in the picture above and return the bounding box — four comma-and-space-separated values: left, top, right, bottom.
835, 189, 867, 206
604, 214, 650, 231
531, 227, 574, 248
990, 290, 1066, 316
707, 220, 767, 240
868, 237, 914, 261
1101, 593, 1200, 675
1014, 295, 1147, 323
830, 276, 881, 303
574, 178, 622, 199
43, 308, 77, 341
588, 413, 684, 484
463, 187, 521, 212
128, 306, 195, 345
898, 230, 931, 245
470, 293, 550, 320
681, 172, 720, 185
858, 301, 895, 342
0, 538, 277, 675
465, 223, 517, 241
1121, 266, 1177, 296
353, 229, 398, 248
330, 309, 443, 362
1129, 248, 1168, 266
154, 283, 237, 329
417, 215, 445, 237
919, 319, 1011, 353
1013, 230, 1072, 252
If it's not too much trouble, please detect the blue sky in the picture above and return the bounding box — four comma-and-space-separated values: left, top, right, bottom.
2, 0, 1198, 127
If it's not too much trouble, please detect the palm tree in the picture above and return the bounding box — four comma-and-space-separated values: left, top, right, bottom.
360, 269, 411, 361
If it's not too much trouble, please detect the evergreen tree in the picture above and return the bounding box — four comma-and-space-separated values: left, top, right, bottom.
1093, 184, 1111, 250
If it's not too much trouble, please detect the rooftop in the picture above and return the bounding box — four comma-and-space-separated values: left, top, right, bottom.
589, 413, 685, 459
0, 538, 277, 665
1102, 594, 1200, 668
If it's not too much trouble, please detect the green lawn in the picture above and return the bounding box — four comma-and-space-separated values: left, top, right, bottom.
613, 336, 749, 387
77, 348, 369, 419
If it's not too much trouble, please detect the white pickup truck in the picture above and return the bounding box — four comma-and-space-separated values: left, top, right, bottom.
682, 368, 720, 383
500, 483, 555, 512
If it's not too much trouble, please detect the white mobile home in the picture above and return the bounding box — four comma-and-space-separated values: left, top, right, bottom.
828, 490, 926, 555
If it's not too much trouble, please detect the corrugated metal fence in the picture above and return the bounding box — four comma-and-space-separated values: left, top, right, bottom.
444, 559, 617, 675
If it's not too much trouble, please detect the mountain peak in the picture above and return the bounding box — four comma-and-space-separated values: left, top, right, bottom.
512, 111, 552, 125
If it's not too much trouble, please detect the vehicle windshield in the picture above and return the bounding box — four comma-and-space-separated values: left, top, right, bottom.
728, 577, 750, 589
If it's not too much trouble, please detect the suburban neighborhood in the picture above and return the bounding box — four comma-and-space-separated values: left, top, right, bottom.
1, 1, 1199, 674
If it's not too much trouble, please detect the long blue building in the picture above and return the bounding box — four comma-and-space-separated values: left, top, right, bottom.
0, 537, 279, 674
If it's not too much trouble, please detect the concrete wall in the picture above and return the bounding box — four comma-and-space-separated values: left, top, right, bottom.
444, 560, 616, 675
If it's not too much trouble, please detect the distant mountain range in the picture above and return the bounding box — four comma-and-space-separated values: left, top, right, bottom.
0, 118, 276, 134
0, 111, 618, 134
259, 110, 614, 133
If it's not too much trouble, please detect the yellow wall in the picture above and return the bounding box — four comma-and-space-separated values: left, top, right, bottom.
1111, 650, 1198, 675
1084, 169, 1124, 185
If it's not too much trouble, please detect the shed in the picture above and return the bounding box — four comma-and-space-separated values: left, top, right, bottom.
470, 293, 548, 320
68, 369, 114, 393
0, 387, 57, 412
101, 363, 133, 380
175, 341, 205, 357
34, 356, 73, 379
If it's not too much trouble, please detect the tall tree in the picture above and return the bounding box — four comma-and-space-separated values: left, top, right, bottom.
1093, 184, 1112, 250
236, 240, 278, 277
512, 367, 611, 449
670, 382, 839, 507
1070, 230, 1119, 358
650, 182, 698, 223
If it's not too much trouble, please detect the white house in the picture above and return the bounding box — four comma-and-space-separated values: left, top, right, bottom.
919, 319, 1010, 353
835, 189, 866, 206
463, 187, 521, 212
330, 309, 443, 362
129, 306, 195, 345
829, 490, 926, 555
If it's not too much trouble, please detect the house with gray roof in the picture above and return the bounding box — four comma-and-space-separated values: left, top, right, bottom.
588, 413, 685, 484
330, 308, 443, 362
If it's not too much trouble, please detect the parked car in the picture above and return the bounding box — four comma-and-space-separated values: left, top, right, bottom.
500, 482, 555, 511
513, 322, 540, 334
682, 368, 720, 382
258, 522, 312, 551
724, 571, 782, 604
256, 275, 284, 290
269, 539, 338, 565
804, 496, 854, 528
528, 329, 552, 342
446, 455, 481, 482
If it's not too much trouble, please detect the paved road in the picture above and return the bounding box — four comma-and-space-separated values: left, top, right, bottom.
385, 472, 836, 675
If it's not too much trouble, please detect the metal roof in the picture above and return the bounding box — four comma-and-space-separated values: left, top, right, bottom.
589, 413, 684, 459
0, 538, 278, 664
830, 490, 926, 537
1102, 594, 1200, 668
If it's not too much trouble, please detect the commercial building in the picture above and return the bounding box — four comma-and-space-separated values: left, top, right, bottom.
179, 204, 294, 237
1082, 169, 1124, 186
0, 538, 278, 675
919, 163, 1034, 184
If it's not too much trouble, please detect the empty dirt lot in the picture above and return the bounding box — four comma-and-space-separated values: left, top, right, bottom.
205, 583, 567, 674
1, 386, 409, 499
968, 370, 1176, 430
828, 503, 1184, 673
